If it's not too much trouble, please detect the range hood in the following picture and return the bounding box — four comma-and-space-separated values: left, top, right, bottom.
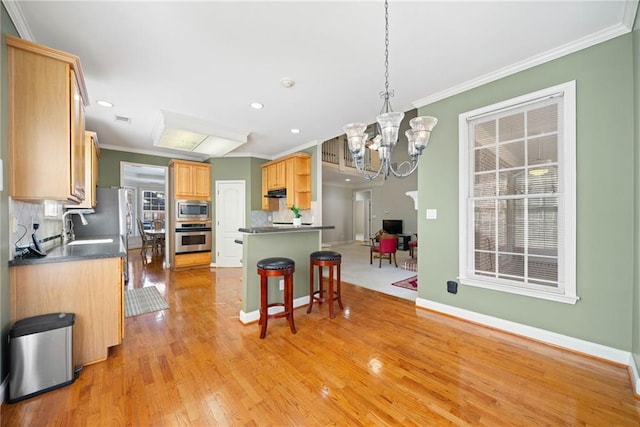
264, 188, 286, 198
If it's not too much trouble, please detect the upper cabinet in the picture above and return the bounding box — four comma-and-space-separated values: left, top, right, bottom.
261, 153, 310, 210
7, 35, 89, 204
261, 167, 271, 211
68, 131, 100, 209
170, 159, 212, 200
266, 160, 286, 191
285, 155, 311, 209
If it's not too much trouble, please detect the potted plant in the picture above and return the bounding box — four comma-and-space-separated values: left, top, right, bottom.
291, 205, 302, 227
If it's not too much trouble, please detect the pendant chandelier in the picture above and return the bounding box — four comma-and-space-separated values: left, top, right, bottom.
343, 0, 438, 180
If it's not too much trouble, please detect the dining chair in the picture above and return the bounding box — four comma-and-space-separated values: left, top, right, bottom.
136, 218, 155, 264
370, 234, 398, 268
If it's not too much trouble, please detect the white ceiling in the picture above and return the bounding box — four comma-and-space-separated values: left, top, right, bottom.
6, 1, 637, 174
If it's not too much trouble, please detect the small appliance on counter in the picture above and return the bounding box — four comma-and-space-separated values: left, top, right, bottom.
14, 223, 47, 258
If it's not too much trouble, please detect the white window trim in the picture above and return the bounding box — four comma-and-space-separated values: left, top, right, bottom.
458, 81, 578, 304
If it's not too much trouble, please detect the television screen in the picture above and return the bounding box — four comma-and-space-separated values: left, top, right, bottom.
382, 219, 403, 235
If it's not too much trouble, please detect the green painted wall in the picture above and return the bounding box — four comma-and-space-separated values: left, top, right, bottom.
0, 3, 18, 382
211, 156, 256, 212
417, 34, 635, 350
251, 157, 268, 210
632, 7, 640, 375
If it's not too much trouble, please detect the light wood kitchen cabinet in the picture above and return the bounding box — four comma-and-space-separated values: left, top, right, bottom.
7, 35, 88, 204
174, 252, 212, 269
170, 159, 212, 200
266, 161, 286, 190
285, 154, 311, 209
10, 257, 124, 366
67, 131, 100, 209
261, 153, 311, 210
261, 167, 270, 210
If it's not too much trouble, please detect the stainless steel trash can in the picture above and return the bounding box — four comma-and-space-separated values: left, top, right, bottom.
8, 313, 76, 403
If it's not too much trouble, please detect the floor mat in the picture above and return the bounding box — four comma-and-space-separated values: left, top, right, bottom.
125, 286, 169, 317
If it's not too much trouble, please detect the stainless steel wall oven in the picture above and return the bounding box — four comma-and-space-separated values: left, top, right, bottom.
175, 223, 212, 254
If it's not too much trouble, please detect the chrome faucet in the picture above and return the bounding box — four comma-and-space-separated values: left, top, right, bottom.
61, 209, 94, 244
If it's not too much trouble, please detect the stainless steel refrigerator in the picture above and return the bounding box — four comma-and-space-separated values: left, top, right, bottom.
71, 187, 130, 281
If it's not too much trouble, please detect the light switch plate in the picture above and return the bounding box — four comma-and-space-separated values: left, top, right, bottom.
426, 209, 438, 220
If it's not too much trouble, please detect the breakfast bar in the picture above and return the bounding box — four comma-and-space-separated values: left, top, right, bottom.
238, 225, 334, 324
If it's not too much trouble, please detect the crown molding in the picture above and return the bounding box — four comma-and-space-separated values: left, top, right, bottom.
2, 0, 35, 41
622, 0, 640, 30
413, 21, 634, 109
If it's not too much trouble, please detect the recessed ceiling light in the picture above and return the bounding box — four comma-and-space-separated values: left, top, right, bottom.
250, 102, 264, 110
96, 100, 113, 107
290, 128, 300, 134
345, 178, 351, 182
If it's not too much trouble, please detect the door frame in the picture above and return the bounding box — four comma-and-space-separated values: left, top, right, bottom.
353, 189, 372, 243
120, 162, 169, 256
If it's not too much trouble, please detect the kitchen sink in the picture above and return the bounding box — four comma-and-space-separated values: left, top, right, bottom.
67, 238, 114, 246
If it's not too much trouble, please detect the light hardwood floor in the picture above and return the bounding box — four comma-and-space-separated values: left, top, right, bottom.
2, 251, 640, 425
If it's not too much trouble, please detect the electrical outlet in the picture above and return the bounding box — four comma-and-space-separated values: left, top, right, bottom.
447, 281, 458, 294
11, 217, 18, 233
279, 279, 284, 291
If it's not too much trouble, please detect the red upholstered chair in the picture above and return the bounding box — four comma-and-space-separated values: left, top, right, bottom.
409, 239, 418, 258
370, 234, 398, 268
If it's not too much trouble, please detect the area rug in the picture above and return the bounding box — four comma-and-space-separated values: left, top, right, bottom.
391, 275, 418, 291
125, 286, 169, 317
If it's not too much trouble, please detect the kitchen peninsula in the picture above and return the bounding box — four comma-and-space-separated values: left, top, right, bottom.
238, 225, 334, 324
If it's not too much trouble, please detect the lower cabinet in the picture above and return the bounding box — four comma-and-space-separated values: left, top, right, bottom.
174, 252, 211, 269
10, 257, 124, 366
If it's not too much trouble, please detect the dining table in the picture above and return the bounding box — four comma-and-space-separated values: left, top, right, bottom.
145, 229, 166, 253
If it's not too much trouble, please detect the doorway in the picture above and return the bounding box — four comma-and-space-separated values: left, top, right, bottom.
120, 162, 168, 253
353, 189, 372, 243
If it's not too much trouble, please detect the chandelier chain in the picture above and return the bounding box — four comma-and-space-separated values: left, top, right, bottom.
384, 0, 389, 97
379, 0, 393, 114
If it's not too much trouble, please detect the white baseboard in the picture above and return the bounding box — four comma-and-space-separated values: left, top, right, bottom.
628, 354, 640, 396
415, 297, 632, 366
239, 295, 310, 324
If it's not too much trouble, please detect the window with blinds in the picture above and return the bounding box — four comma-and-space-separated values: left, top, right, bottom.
458, 81, 578, 304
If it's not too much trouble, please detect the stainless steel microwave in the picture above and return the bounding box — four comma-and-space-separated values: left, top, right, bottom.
176, 200, 210, 221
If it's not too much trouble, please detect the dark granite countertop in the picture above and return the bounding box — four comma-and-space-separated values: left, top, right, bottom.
239, 225, 334, 234
9, 235, 126, 267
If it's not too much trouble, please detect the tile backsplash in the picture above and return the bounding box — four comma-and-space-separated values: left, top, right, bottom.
250, 200, 319, 227
267, 199, 318, 224
9, 199, 64, 257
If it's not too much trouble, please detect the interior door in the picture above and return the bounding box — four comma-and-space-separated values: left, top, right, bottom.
215, 180, 245, 267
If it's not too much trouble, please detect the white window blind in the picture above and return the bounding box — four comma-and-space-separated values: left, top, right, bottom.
458, 81, 577, 304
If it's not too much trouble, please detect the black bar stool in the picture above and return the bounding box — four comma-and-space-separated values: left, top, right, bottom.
307, 251, 343, 319
256, 257, 296, 339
